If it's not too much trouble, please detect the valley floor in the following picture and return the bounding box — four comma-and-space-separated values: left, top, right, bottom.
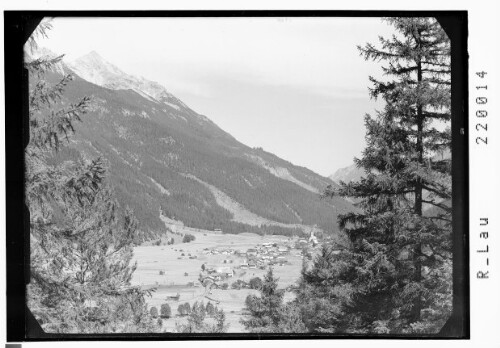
131, 228, 306, 332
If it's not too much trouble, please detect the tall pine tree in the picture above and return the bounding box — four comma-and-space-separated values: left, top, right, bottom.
319, 17, 452, 333
241, 267, 306, 333
25, 19, 157, 333
295, 244, 359, 333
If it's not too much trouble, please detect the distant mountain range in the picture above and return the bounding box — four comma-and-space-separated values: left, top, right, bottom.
329, 149, 451, 185
28, 48, 357, 243
329, 163, 365, 184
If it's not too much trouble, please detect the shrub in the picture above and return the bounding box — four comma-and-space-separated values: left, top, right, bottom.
175, 302, 228, 333
221, 283, 229, 290
177, 304, 185, 316
177, 302, 191, 316
249, 277, 263, 290
184, 272, 189, 276
231, 279, 248, 290
160, 303, 172, 318
150, 306, 158, 318
183, 234, 196, 243
159, 270, 165, 275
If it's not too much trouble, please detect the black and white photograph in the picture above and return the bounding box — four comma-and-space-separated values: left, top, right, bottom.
9, 2, 500, 344
17, 14, 463, 336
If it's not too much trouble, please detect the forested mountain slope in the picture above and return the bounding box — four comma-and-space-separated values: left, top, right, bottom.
35, 50, 356, 242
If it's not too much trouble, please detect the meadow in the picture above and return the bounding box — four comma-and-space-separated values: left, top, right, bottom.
131, 228, 306, 332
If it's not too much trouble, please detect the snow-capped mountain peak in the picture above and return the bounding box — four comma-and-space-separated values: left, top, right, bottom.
69, 51, 133, 89
84, 50, 104, 60
67, 50, 187, 110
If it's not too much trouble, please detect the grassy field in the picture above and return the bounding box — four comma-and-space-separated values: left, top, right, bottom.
131, 228, 306, 332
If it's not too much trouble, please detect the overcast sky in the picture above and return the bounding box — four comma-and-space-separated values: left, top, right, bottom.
38, 17, 395, 177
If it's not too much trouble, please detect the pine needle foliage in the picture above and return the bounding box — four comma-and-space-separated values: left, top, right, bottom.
241, 267, 307, 333
311, 17, 452, 334
26, 19, 157, 333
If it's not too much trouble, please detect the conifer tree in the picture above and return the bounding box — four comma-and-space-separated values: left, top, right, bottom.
295, 244, 358, 333
319, 17, 452, 333
160, 303, 172, 318
25, 19, 156, 333
205, 301, 216, 316
241, 267, 306, 333
241, 267, 284, 331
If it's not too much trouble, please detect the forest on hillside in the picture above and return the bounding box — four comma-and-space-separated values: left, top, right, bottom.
42, 68, 354, 241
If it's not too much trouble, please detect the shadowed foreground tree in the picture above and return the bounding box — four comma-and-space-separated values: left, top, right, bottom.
241, 268, 306, 333
295, 245, 358, 332
25, 19, 157, 333
301, 17, 452, 334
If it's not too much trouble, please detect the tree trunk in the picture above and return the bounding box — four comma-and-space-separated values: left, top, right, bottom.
413, 55, 423, 323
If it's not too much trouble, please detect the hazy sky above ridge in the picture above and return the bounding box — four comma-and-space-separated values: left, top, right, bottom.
37, 16, 396, 176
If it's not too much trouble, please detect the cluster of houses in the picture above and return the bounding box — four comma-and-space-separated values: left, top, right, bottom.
200, 265, 234, 282
197, 233, 323, 284
200, 241, 294, 275
294, 230, 320, 250
202, 247, 235, 256
238, 242, 291, 269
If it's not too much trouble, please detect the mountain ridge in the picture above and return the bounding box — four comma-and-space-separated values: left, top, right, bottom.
329, 163, 365, 184
31, 48, 357, 242
67, 51, 190, 111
